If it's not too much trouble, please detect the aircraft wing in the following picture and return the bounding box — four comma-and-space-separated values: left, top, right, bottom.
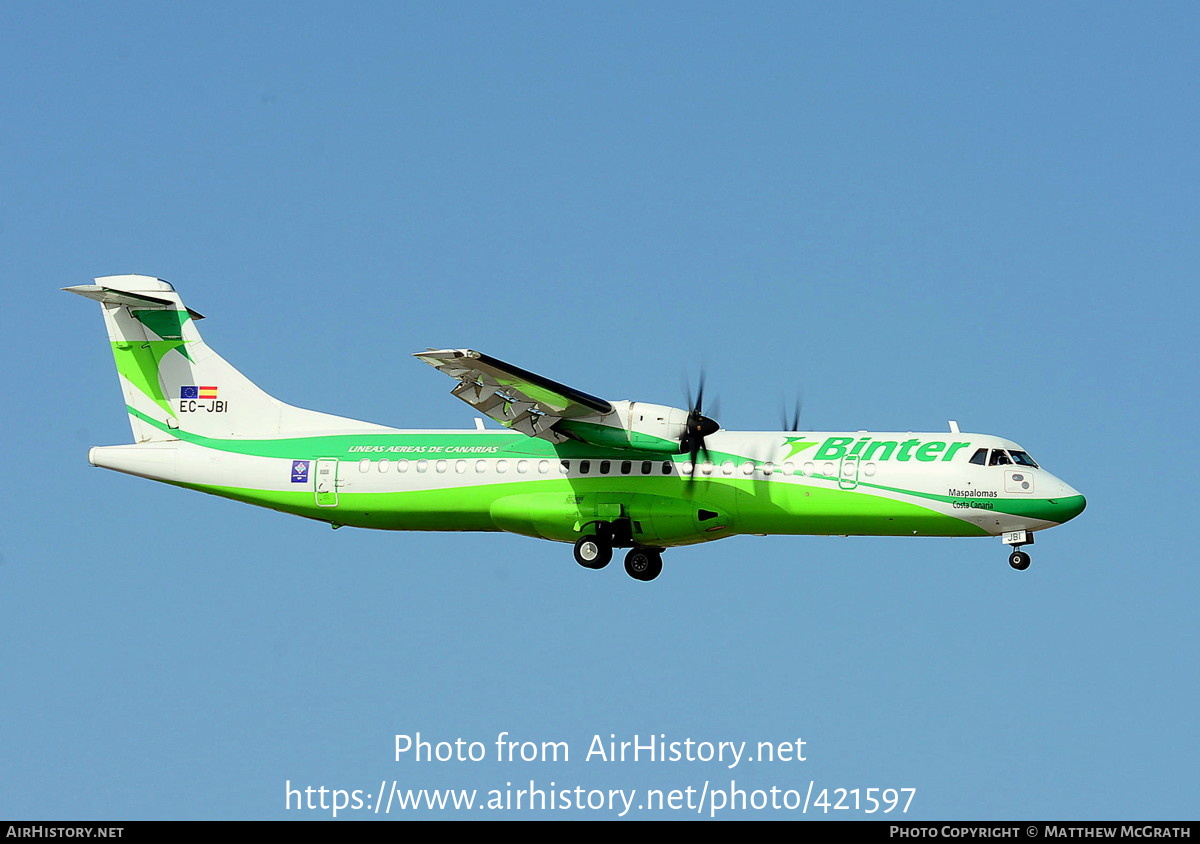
414, 349, 614, 442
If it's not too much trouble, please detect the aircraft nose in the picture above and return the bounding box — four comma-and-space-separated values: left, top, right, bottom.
1050, 482, 1086, 523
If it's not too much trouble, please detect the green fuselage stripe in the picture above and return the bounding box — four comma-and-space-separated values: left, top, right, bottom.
128, 406, 1074, 524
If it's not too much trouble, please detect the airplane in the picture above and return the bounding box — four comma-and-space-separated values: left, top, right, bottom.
67, 274, 1086, 581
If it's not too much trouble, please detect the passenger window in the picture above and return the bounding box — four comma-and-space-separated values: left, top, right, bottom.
969, 448, 988, 466
579, 460, 591, 474
661, 462, 673, 474
641, 461, 652, 474
560, 459, 571, 473
378, 458, 390, 473
621, 461, 632, 475
599, 460, 611, 474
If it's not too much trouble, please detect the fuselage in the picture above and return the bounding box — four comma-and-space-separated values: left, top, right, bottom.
68, 275, 1087, 578
89, 426, 1086, 548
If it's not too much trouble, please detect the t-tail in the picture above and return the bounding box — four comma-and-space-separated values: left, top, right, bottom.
66, 274, 391, 444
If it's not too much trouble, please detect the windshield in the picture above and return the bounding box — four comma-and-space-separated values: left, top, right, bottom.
1009, 450, 1039, 468
973, 448, 1040, 468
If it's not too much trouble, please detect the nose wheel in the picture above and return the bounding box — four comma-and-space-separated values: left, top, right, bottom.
1002, 530, 1034, 571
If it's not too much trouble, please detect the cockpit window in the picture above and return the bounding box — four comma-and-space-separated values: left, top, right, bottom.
974, 447, 1038, 468
1009, 450, 1039, 468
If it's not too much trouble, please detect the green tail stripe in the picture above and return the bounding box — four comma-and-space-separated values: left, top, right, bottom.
113, 341, 187, 417
130, 309, 195, 362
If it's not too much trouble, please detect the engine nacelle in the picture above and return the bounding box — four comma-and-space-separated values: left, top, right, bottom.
555, 401, 690, 453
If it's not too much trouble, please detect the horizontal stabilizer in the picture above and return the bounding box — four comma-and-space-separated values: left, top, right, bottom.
63, 284, 205, 320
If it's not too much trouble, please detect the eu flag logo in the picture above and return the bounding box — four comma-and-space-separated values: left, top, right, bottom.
180, 386, 199, 399
291, 460, 310, 483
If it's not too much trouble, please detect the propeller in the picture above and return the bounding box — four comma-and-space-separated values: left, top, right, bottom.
781, 394, 804, 432
681, 373, 720, 474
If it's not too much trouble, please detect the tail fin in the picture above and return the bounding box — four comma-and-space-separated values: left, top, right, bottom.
66, 274, 390, 443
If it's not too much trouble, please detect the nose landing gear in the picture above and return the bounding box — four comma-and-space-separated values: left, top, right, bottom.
1002, 530, 1035, 571
1008, 550, 1031, 571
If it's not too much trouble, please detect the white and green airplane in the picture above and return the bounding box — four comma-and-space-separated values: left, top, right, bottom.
68, 274, 1086, 581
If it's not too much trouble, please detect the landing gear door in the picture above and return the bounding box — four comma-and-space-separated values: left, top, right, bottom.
315, 458, 339, 507
838, 454, 860, 490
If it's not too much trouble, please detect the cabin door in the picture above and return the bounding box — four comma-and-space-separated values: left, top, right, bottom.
315, 458, 340, 507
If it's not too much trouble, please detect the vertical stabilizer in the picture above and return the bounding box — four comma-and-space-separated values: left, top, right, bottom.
66, 275, 392, 443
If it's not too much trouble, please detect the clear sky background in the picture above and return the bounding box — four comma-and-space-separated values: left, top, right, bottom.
2, 2, 1196, 820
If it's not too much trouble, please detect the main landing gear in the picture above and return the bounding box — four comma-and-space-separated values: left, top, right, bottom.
573, 522, 665, 582
1003, 530, 1035, 571
623, 547, 663, 582
573, 535, 612, 569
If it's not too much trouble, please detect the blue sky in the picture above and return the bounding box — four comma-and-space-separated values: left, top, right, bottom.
2, 2, 1196, 820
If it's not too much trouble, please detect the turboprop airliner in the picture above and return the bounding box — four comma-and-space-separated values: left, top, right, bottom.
67, 275, 1086, 581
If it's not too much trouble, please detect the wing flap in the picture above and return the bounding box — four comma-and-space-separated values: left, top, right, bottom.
415, 348, 614, 442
